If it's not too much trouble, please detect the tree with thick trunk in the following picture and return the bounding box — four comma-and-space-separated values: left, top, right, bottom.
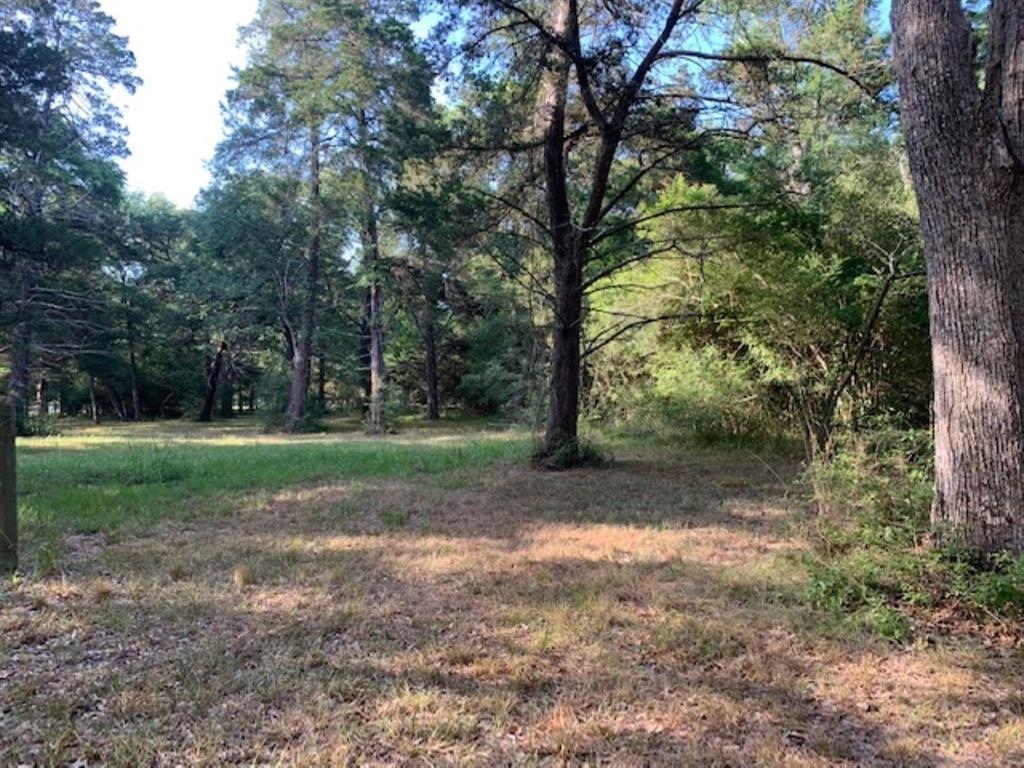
219, 366, 236, 419
367, 280, 387, 431
284, 125, 323, 433
8, 263, 32, 435
8, 317, 30, 435
0, 401, 16, 574
359, 112, 388, 433
453, 0, 878, 463
198, 341, 228, 423
537, 0, 580, 457
892, 0, 1024, 554
359, 288, 373, 415
531, 0, 694, 461
317, 353, 327, 411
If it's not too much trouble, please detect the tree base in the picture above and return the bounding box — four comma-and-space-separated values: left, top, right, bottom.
532, 439, 610, 471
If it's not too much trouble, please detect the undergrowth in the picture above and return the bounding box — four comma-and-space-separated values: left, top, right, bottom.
531, 438, 611, 471
803, 427, 1024, 640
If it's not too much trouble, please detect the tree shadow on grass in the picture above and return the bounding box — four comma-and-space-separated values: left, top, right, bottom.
256, 449, 813, 550
5, 446, 1011, 765
2, 534, 968, 766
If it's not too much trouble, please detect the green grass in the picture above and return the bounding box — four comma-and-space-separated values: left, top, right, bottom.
17, 417, 529, 537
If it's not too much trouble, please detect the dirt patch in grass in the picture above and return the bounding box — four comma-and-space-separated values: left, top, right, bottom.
2, 445, 1022, 766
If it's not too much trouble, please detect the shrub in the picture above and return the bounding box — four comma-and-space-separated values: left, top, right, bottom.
590, 345, 783, 447
22, 413, 62, 437
803, 426, 1024, 638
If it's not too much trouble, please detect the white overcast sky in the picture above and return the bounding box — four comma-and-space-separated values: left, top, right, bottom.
99, 0, 259, 208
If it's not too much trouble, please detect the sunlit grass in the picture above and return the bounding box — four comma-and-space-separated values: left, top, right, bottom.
17, 416, 529, 536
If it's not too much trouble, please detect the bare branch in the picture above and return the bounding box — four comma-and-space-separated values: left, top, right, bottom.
656, 48, 880, 98
584, 312, 699, 357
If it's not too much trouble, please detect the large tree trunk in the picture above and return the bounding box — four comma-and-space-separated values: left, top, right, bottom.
317, 353, 327, 411
8, 263, 31, 435
0, 400, 16, 574
892, 0, 1024, 554
368, 280, 386, 431
285, 327, 313, 432
539, 0, 583, 459
535, 0, 685, 460
198, 341, 228, 423
219, 367, 236, 419
358, 112, 387, 433
423, 315, 440, 421
9, 322, 30, 435
545, 245, 584, 455
284, 124, 323, 433
359, 288, 372, 415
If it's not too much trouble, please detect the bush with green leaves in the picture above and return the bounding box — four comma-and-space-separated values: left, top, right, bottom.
587, 328, 783, 447
21, 413, 63, 437
803, 427, 1024, 638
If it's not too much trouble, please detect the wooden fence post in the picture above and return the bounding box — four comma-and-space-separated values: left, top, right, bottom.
0, 402, 17, 573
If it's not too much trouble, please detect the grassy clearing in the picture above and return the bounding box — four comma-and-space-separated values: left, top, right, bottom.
17, 416, 527, 540
2, 421, 1023, 766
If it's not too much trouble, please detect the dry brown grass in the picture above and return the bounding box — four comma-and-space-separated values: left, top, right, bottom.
2, 442, 1022, 766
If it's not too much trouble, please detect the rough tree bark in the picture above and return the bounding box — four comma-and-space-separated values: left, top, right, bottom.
359, 112, 387, 433
539, 0, 582, 458
284, 124, 323, 433
317, 353, 327, 411
0, 400, 16, 573
368, 279, 386, 432
535, 0, 689, 461
8, 263, 31, 435
219, 366, 236, 419
892, 0, 1024, 554
359, 288, 373, 415
198, 341, 228, 423
0, 403, 16, 573
423, 315, 440, 421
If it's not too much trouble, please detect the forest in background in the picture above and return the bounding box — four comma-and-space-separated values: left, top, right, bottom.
3, 0, 1024, 623
1, 1, 921, 446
